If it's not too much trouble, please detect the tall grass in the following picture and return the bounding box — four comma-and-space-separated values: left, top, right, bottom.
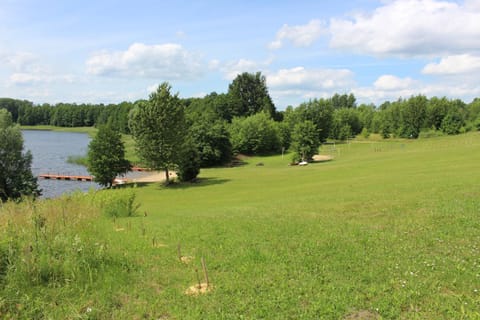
66, 155, 89, 166
0, 190, 146, 319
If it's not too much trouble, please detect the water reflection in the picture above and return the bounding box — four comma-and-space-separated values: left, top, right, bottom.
22, 130, 99, 198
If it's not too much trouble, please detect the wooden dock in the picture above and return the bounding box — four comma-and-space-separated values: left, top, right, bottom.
38, 174, 94, 182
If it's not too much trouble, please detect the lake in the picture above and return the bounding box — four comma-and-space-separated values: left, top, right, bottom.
22, 130, 99, 198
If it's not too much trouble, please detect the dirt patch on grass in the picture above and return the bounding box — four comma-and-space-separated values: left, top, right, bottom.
235, 153, 250, 160
312, 154, 334, 162
180, 256, 194, 264
184, 283, 213, 296
344, 310, 380, 319
131, 171, 177, 183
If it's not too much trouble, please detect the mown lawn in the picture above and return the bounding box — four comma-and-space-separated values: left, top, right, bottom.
1, 132, 479, 319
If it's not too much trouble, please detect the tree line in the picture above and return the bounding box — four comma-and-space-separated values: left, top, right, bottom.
2, 73, 479, 145
2, 71, 480, 197
85, 73, 480, 188
0, 98, 134, 133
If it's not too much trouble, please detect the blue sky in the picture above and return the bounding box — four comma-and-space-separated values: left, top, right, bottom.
1, 0, 480, 109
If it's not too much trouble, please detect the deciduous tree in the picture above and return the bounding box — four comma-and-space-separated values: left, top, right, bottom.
129, 82, 186, 184
87, 123, 130, 188
227, 72, 276, 118
290, 120, 320, 162
229, 112, 281, 155
0, 109, 40, 201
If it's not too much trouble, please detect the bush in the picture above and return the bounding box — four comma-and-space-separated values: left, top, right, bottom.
96, 189, 140, 218
475, 117, 480, 131
290, 120, 320, 162
229, 113, 281, 155
418, 129, 444, 139
177, 138, 201, 182
361, 127, 370, 139
441, 111, 464, 135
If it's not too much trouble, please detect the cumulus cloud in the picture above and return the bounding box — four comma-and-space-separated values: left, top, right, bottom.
268, 66, 354, 90
329, 0, 480, 56
1, 51, 75, 87
269, 19, 325, 49
422, 54, 480, 75
86, 42, 204, 80
265, 67, 356, 106
353, 74, 480, 105
373, 75, 418, 91
9, 73, 75, 86
3, 52, 39, 72
220, 58, 273, 80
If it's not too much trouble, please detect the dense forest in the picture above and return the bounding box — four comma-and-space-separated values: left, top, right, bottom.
2, 72, 480, 165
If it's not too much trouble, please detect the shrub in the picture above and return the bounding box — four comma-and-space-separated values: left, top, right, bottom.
441, 111, 464, 135
475, 117, 480, 131
229, 113, 281, 155
177, 138, 201, 182
361, 127, 370, 139
96, 189, 140, 218
290, 120, 320, 162
418, 129, 444, 139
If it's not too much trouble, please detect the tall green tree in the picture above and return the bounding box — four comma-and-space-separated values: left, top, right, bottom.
468, 98, 480, 121
0, 109, 40, 202
187, 111, 232, 167
87, 123, 130, 188
295, 98, 334, 143
129, 82, 186, 184
290, 120, 320, 162
331, 93, 356, 109
399, 95, 427, 138
227, 72, 276, 118
330, 108, 362, 140
441, 110, 464, 135
426, 97, 450, 130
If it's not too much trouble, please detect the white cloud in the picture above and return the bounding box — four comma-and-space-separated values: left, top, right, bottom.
269, 19, 325, 49
8, 72, 75, 86
353, 74, 480, 105
422, 54, 480, 75
220, 58, 272, 80
329, 0, 480, 56
1, 51, 75, 87
208, 59, 220, 70
465, 0, 480, 10
3, 52, 39, 72
267, 66, 354, 90
146, 83, 159, 94
86, 42, 204, 80
374, 75, 417, 91
266, 67, 356, 107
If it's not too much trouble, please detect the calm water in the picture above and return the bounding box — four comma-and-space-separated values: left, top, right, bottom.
22, 130, 99, 198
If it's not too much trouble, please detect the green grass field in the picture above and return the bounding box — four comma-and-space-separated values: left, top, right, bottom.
1, 132, 480, 319
20, 125, 98, 136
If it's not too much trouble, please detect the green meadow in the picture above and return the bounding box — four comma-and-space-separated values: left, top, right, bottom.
20, 125, 98, 136
1, 132, 480, 319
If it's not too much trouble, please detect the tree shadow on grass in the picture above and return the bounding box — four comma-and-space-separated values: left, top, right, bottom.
127, 177, 230, 189
169, 177, 230, 189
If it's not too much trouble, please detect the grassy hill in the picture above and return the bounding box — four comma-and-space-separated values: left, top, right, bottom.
1, 132, 479, 319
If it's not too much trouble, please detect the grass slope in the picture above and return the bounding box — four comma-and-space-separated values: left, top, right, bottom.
1, 132, 480, 319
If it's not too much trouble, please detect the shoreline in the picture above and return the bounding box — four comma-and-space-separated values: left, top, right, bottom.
127, 171, 177, 183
